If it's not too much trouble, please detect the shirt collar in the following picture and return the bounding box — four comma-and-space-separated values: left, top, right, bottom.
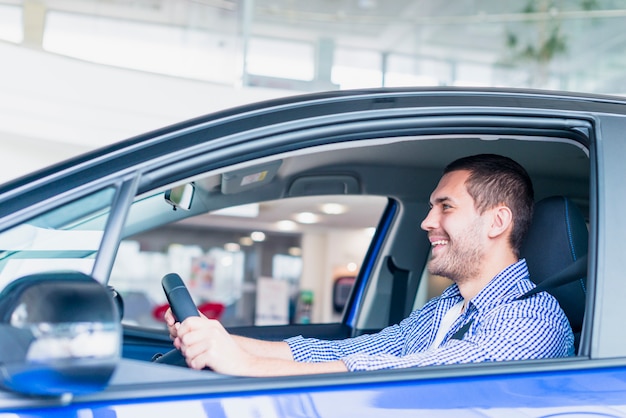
439, 259, 531, 312
471, 259, 530, 313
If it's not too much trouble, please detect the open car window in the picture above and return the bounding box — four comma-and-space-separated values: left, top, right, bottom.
109, 193, 388, 329
1, 89, 614, 414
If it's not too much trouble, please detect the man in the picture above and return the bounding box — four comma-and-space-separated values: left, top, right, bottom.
165, 154, 574, 376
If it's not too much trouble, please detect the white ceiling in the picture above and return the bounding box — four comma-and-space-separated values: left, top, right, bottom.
1, 0, 624, 186
11, 0, 626, 94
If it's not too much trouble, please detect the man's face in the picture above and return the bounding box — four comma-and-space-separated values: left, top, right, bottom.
420, 170, 489, 284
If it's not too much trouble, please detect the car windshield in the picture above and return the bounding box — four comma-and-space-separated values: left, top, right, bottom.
0, 187, 116, 290
109, 184, 388, 329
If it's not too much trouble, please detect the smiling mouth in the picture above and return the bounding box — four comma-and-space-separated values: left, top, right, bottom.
431, 240, 448, 247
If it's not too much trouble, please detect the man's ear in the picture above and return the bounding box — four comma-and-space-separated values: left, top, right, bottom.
488, 206, 513, 239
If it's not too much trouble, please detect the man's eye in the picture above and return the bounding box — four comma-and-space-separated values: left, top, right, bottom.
442, 204, 452, 210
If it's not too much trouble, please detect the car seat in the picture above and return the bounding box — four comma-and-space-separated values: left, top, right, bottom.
520, 195, 588, 352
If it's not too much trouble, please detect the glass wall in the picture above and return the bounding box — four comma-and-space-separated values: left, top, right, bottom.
0, 3, 21, 44
3, 0, 623, 95
109, 194, 387, 329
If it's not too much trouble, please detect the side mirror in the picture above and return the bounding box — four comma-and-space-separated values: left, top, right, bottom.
0, 272, 121, 397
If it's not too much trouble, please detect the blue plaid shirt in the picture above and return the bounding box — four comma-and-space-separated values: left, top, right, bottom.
286, 259, 574, 371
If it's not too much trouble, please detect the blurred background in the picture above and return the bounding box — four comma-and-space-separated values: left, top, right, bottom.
2, 0, 625, 183
1, 0, 623, 327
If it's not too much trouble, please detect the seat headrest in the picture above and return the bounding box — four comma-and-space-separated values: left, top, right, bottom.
520, 196, 588, 332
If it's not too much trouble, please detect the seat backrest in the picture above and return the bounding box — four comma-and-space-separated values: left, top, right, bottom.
520, 196, 588, 338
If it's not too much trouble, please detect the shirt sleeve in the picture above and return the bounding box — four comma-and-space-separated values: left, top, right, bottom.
341, 297, 574, 371
285, 304, 434, 363
286, 323, 406, 363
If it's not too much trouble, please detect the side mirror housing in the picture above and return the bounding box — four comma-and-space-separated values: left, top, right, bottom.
0, 271, 121, 397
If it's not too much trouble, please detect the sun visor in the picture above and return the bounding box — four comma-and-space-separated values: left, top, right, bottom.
221, 160, 282, 194
288, 175, 360, 197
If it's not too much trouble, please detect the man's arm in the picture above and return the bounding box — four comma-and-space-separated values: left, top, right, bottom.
165, 308, 295, 362
231, 335, 294, 361
340, 299, 574, 371
175, 316, 348, 376
243, 356, 348, 377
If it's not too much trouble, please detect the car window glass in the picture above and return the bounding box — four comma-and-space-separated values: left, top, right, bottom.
110, 194, 387, 329
0, 187, 117, 290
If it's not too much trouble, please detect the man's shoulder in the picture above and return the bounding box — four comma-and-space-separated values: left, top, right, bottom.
488, 283, 568, 319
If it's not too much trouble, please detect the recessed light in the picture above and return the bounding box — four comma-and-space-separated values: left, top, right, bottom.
251, 231, 266, 242
224, 242, 241, 252
320, 203, 346, 215
295, 212, 319, 224
239, 236, 254, 246
276, 220, 298, 231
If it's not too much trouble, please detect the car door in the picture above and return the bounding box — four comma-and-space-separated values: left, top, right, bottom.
4, 88, 626, 416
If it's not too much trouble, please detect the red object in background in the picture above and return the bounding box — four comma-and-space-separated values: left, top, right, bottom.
152, 302, 225, 321
198, 302, 225, 319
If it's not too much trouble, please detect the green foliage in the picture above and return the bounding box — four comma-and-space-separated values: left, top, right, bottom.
503, 0, 597, 65
581, 0, 600, 11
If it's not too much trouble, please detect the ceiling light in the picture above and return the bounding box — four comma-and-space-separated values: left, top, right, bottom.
276, 220, 298, 231
239, 236, 254, 246
347, 262, 358, 272
320, 203, 346, 215
250, 231, 266, 242
288, 247, 302, 257
295, 212, 319, 224
224, 242, 240, 252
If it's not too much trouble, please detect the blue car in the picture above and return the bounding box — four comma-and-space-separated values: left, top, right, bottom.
1, 87, 625, 416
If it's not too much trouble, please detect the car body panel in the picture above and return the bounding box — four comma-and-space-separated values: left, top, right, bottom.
0, 88, 614, 218
589, 113, 626, 360
3, 359, 626, 416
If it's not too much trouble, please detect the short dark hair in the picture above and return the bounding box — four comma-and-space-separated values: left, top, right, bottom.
443, 154, 534, 257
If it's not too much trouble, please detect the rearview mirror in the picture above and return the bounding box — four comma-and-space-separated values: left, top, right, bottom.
164, 183, 195, 211
0, 271, 121, 397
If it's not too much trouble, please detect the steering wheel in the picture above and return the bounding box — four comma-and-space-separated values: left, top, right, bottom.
152, 273, 199, 367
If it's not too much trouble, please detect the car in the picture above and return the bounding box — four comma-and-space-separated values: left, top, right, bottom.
1, 87, 626, 416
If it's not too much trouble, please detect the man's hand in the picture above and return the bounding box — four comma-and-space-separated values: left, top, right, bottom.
164, 307, 181, 345
163, 307, 348, 376
164, 307, 253, 374
176, 315, 255, 374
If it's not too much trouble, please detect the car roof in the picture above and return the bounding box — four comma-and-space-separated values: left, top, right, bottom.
0, 87, 603, 228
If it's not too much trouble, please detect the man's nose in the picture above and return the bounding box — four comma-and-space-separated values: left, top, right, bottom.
420, 208, 437, 231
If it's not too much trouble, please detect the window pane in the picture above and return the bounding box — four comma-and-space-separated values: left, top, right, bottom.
0, 187, 116, 290
332, 47, 382, 89
43, 11, 239, 84
0, 4, 22, 43
247, 37, 315, 81
110, 194, 387, 329
385, 54, 447, 87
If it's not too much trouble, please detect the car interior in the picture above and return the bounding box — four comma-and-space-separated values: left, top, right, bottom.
110, 130, 590, 372
0, 122, 592, 398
